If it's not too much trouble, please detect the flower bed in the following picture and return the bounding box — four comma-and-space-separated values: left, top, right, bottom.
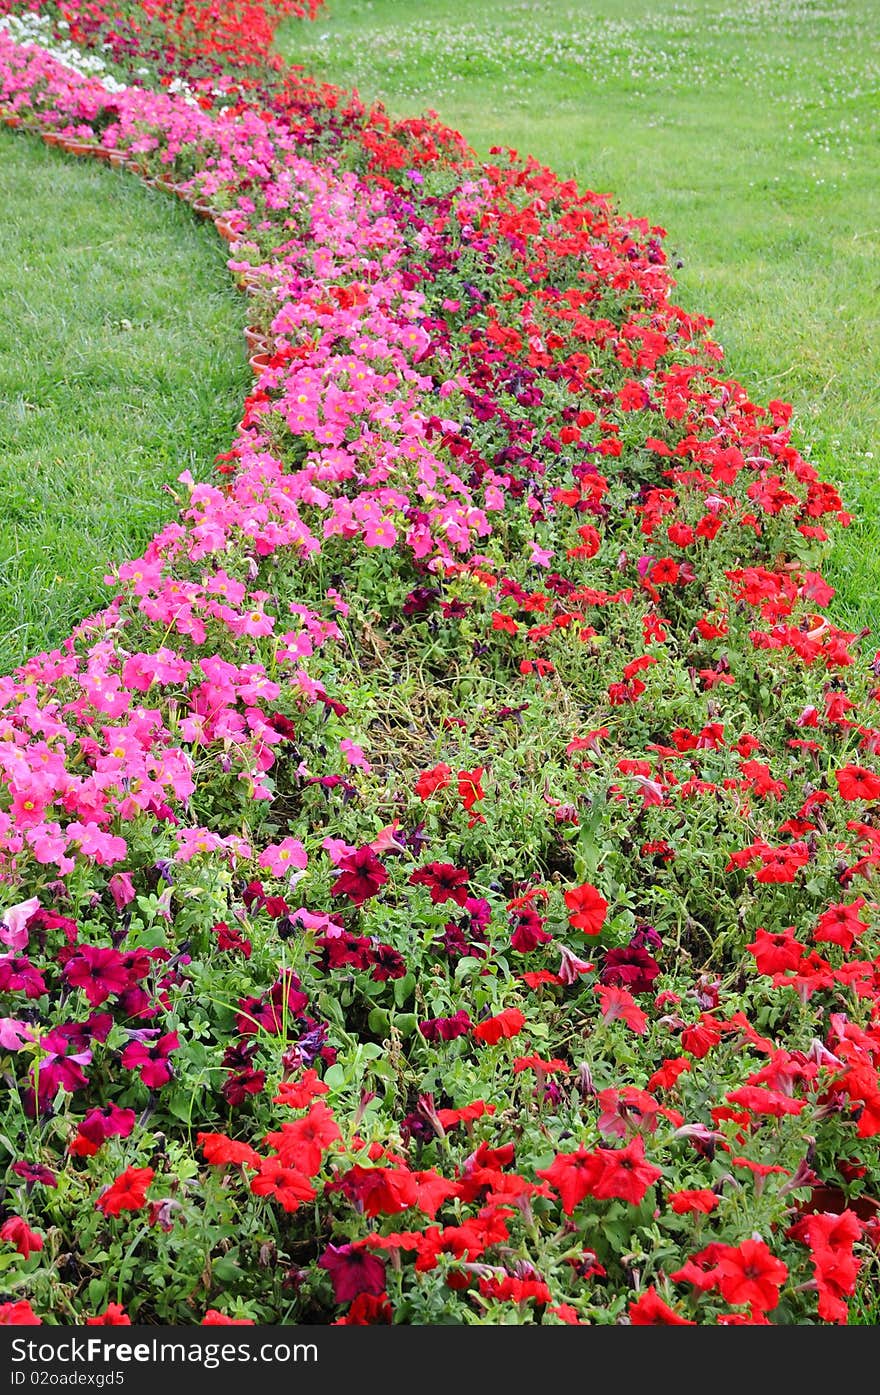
0, 0, 877, 1327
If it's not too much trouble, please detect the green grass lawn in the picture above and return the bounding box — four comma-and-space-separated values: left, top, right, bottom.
280, 0, 880, 632
0, 129, 248, 672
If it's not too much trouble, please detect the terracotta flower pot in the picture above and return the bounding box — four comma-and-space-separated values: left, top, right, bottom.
214, 218, 240, 242
3, 114, 21, 129
249, 352, 273, 376
799, 1185, 880, 1222
42, 131, 63, 146
244, 327, 272, 353
108, 152, 127, 168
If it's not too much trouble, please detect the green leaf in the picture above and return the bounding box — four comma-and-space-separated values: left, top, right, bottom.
87, 1278, 107, 1309
323, 1064, 346, 1091
165, 1087, 199, 1123
368, 1007, 390, 1035
393, 972, 416, 1008
454, 956, 483, 982
368, 1058, 396, 1081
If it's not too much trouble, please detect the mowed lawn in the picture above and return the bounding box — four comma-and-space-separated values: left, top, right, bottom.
0, 129, 248, 672
280, 0, 880, 631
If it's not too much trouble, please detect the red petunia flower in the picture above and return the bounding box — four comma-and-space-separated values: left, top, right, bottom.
264, 1101, 341, 1175
564, 882, 608, 935
668, 1189, 719, 1215
814, 898, 868, 951
435, 1100, 495, 1129
746, 927, 804, 976
589, 1136, 663, 1205
647, 1057, 691, 1092
473, 1008, 526, 1044
86, 1304, 131, 1326
521, 969, 560, 988
715, 1238, 788, 1313
333, 1292, 393, 1325
96, 1167, 154, 1217
0, 1216, 43, 1258
414, 763, 452, 799
836, 765, 880, 802
457, 767, 485, 812
198, 1133, 261, 1168
788, 1210, 862, 1323
730, 1156, 790, 1178
681, 1014, 724, 1059
594, 984, 647, 1035
725, 1086, 805, 1117
273, 1069, 329, 1108
513, 1055, 569, 1076
0, 1299, 41, 1325
629, 1286, 696, 1325
478, 1274, 552, 1306
548, 1303, 584, 1325
249, 1158, 315, 1212
537, 1148, 604, 1214
328, 1164, 419, 1217
755, 842, 811, 883
650, 558, 680, 586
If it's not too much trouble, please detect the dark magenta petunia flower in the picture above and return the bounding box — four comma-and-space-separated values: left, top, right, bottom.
64, 945, 131, 1006
409, 861, 470, 906
332, 847, 389, 906
318, 1243, 387, 1304
0, 955, 47, 999
78, 1104, 137, 1145
369, 943, 407, 981
11, 1162, 57, 1188
599, 946, 660, 994
120, 1031, 180, 1088
418, 1009, 473, 1042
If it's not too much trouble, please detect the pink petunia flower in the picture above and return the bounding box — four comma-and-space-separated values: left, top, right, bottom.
259, 838, 308, 879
